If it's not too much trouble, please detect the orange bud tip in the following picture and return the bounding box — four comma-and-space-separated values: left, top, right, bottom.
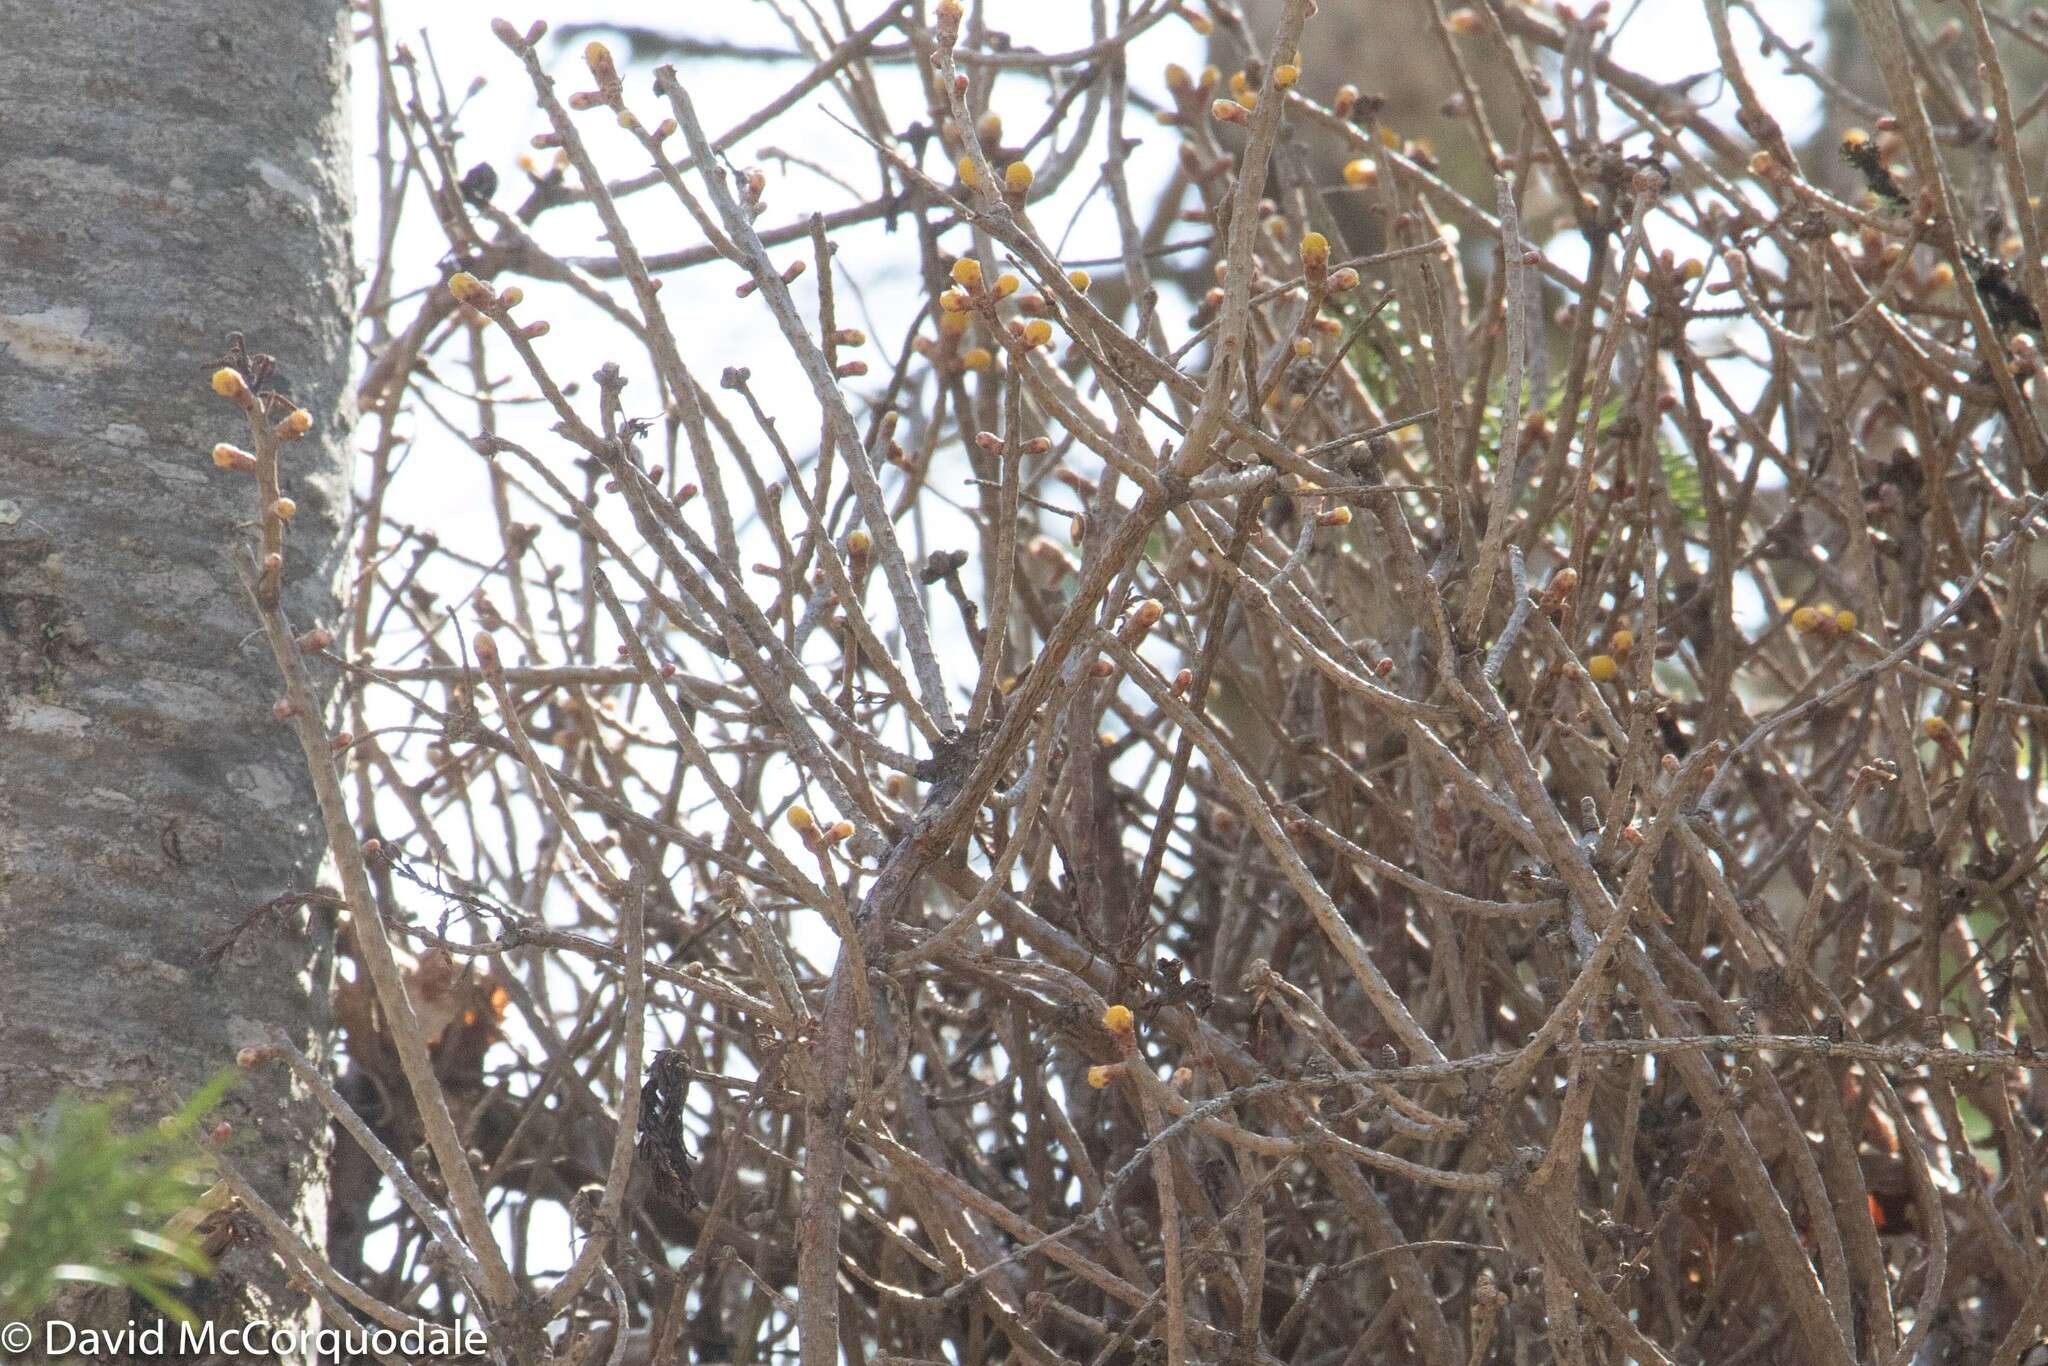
1102, 1003, 1135, 1034
273, 497, 297, 521
211, 367, 248, 399
212, 443, 256, 471
1087, 1064, 1117, 1088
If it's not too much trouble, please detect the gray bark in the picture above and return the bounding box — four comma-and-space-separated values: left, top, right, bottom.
0, 0, 354, 1339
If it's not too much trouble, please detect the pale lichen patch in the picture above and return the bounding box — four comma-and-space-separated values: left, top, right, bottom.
0, 305, 127, 374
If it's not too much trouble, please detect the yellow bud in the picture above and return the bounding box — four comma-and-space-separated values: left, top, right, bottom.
788, 804, 816, 831
1102, 1003, 1135, 1034
1067, 269, 1091, 292
1790, 606, 1823, 634
962, 346, 994, 370
939, 311, 971, 337
1087, 1064, 1116, 1089
1020, 319, 1054, 347
951, 257, 983, 288
211, 367, 248, 399
939, 289, 970, 313
1004, 161, 1034, 193
847, 529, 872, 555
1343, 158, 1379, 188
283, 408, 313, 435
448, 271, 492, 307
1293, 337, 1315, 357
1318, 506, 1353, 527
1922, 716, 1949, 738
1274, 63, 1300, 89
1184, 9, 1212, 34
994, 273, 1021, 298
1609, 628, 1634, 655
273, 497, 297, 521
211, 443, 254, 471
1834, 608, 1858, 632
1165, 63, 1191, 92
1300, 231, 1330, 268
1928, 261, 1956, 290
1447, 6, 1483, 34
1678, 258, 1705, 281
825, 820, 855, 844
957, 155, 982, 189
1587, 654, 1619, 683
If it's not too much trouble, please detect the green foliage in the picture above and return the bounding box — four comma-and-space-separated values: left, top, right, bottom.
0, 1073, 234, 1323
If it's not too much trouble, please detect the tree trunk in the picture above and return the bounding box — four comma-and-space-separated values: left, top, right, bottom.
0, 0, 353, 1344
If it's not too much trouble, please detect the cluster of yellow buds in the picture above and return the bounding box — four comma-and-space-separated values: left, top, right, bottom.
787, 803, 855, 850
1790, 604, 1858, 638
